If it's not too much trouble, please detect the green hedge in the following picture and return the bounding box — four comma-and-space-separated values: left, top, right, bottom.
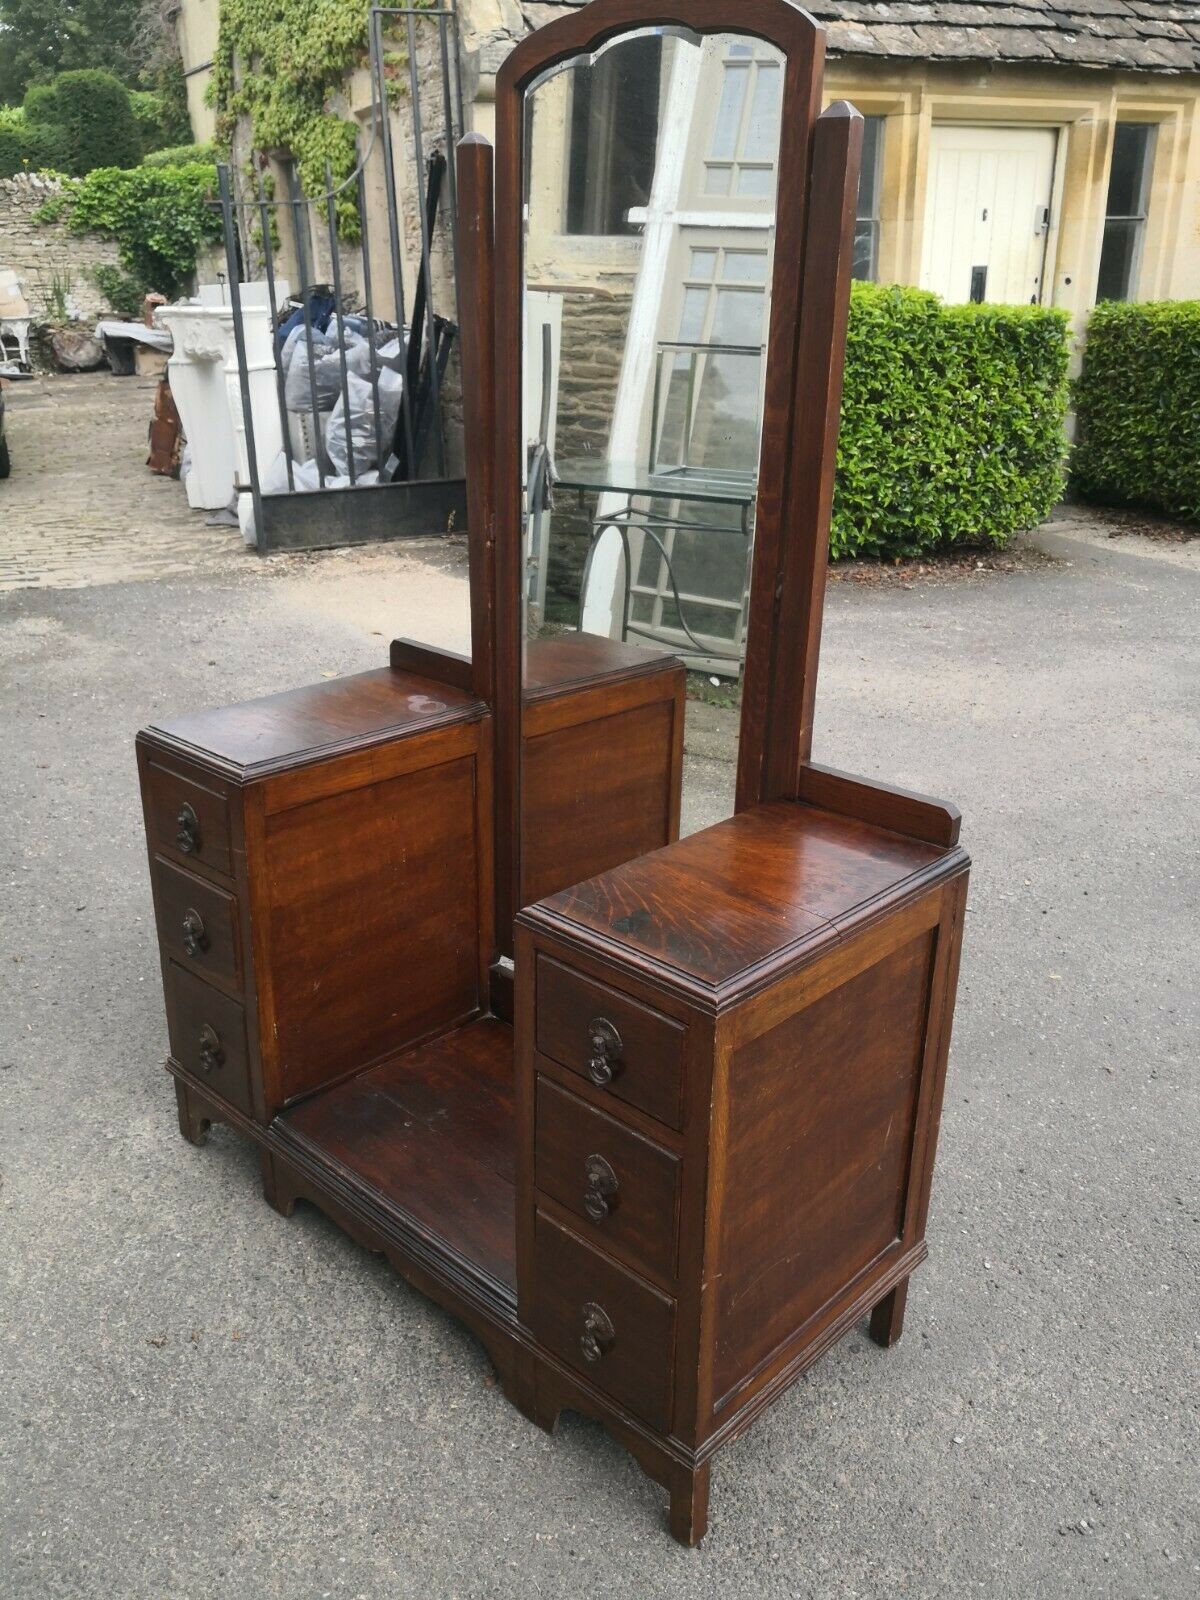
834, 284, 1070, 557
129, 90, 171, 158
23, 69, 142, 175
0, 107, 70, 177
1071, 301, 1200, 523
127, 86, 194, 160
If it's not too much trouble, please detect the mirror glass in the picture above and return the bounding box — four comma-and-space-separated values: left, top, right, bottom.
519, 28, 783, 906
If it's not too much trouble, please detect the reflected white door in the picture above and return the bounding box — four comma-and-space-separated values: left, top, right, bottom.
922, 125, 1057, 305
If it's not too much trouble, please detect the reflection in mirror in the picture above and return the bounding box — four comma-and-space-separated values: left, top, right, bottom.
521, 29, 782, 870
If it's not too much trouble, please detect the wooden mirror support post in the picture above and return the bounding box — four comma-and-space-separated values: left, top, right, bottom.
134, 0, 969, 1547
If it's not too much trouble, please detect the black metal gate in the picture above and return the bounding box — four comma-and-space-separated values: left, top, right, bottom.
218, 4, 467, 553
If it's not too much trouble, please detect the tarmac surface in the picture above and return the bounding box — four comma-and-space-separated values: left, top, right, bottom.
0, 376, 1197, 1597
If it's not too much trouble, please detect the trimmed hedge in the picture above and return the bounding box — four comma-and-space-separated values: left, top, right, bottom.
23, 69, 141, 175
834, 284, 1070, 557
1071, 300, 1200, 523
0, 107, 70, 177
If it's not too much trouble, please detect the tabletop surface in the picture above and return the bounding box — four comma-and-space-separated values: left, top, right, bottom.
554, 457, 758, 506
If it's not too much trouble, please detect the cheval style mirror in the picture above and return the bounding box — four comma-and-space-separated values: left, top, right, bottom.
136, 0, 970, 1549
520, 27, 782, 850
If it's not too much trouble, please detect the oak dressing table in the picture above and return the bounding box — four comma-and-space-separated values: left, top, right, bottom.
136, 0, 969, 1545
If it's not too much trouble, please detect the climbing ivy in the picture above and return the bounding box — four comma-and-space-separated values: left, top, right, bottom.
208, 0, 438, 238
35, 164, 222, 297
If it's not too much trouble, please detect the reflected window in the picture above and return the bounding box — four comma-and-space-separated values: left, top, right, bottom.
704, 44, 782, 200
566, 39, 664, 234
654, 240, 768, 476
852, 115, 884, 282
524, 30, 780, 681
1097, 123, 1154, 302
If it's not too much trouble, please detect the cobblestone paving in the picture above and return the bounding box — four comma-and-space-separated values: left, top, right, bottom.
0, 372, 252, 591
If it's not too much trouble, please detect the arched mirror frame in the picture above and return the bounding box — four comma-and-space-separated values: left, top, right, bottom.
483, 0, 861, 961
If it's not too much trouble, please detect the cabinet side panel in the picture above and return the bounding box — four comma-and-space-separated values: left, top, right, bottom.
521, 696, 679, 908
264, 754, 483, 1104
713, 931, 936, 1401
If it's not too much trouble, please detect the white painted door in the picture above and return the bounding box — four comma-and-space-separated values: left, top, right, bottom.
922, 126, 1057, 305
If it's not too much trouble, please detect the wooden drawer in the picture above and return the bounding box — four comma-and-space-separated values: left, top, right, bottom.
530, 1212, 676, 1433
165, 962, 252, 1118
535, 955, 685, 1130
143, 759, 233, 878
535, 1077, 680, 1281
151, 856, 241, 989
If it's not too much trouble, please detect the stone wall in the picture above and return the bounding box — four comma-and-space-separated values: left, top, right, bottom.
459, 1, 587, 81
0, 174, 125, 326
554, 285, 635, 460
542, 282, 636, 622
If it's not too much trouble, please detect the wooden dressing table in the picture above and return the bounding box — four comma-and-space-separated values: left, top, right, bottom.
136, 0, 968, 1545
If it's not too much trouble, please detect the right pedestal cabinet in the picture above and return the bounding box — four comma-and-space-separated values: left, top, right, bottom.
515, 787, 969, 1544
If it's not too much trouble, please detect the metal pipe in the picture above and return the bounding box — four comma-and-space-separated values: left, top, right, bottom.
437, 9, 461, 325
324, 159, 357, 485
217, 164, 264, 545
373, 6, 417, 476
253, 167, 295, 493
448, 0, 466, 146
286, 163, 327, 488
406, 8, 446, 476
356, 148, 386, 471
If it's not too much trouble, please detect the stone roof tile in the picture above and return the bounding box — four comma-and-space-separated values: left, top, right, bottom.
519, 1, 1200, 75
913, 21, 1004, 54
825, 19, 895, 53
808, 0, 1200, 71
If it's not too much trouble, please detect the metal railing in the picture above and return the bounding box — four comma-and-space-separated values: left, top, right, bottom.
216, 4, 467, 551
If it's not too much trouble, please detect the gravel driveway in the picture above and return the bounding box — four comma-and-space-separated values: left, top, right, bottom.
0, 379, 1196, 1597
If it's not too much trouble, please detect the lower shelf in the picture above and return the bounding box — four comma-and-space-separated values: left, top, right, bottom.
275, 1016, 517, 1297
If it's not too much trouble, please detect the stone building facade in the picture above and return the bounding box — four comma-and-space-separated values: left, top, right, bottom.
809, 0, 1200, 319
458, 0, 1200, 320
171, 0, 1200, 325
165, 0, 1200, 492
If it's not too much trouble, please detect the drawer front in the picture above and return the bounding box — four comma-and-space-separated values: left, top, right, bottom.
536, 1077, 680, 1280
536, 955, 685, 1130
144, 759, 233, 878
530, 1212, 675, 1432
152, 856, 241, 988
165, 962, 252, 1117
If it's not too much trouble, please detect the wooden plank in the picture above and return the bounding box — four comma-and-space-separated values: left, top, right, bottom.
798, 760, 963, 847
279, 1019, 517, 1291
389, 637, 475, 693
456, 133, 498, 705
711, 930, 936, 1399
754, 102, 863, 803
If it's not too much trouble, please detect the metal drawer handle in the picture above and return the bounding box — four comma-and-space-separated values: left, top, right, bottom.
176, 802, 201, 855
580, 1301, 615, 1364
181, 908, 209, 957
583, 1154, 618, 1222
197, 1024, 224, 1074
586, 1017, 623, 1087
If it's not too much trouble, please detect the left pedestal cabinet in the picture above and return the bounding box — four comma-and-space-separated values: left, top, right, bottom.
138, 667, 497, 1136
